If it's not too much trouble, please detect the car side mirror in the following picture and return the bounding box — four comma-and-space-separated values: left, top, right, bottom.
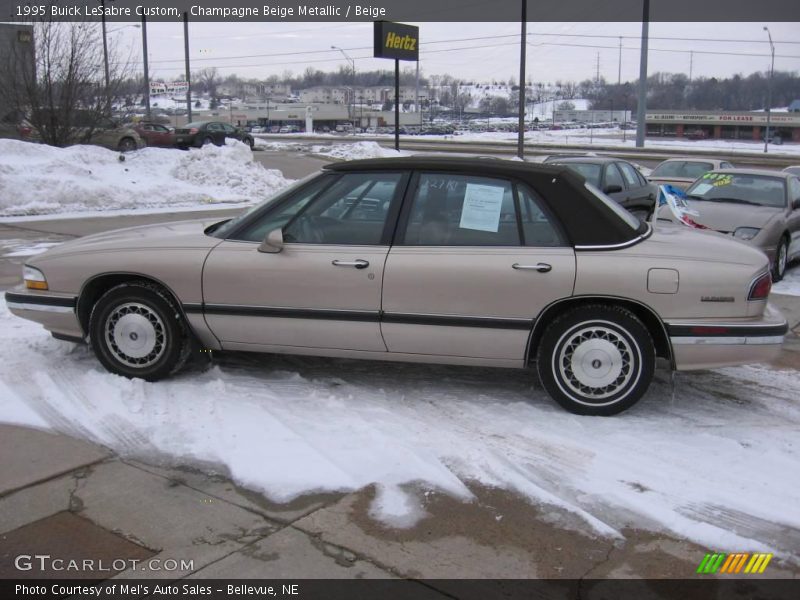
604, 184, 623, 194
793, 198, 800, 210
258, 228, 284, 253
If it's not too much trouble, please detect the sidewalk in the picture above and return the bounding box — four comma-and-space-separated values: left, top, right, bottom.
2, 294, 799, 583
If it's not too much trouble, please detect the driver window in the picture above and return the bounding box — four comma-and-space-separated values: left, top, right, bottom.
282, 172, 402, 245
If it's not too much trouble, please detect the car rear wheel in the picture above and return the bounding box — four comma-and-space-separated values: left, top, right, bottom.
118, 137, 137, 152
536, 305, 655, 416
89, 282, 191, 381
773, 237, 789, 282
244, 136, 254, 149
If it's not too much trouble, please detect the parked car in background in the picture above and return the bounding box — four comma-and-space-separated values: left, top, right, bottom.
131, 122, 175, 147
648, 158, 734, 190
783, 166, 800, 176
0, 111, 32, 140
667, 169, 800, 281
548, 156, 657, 221
6, 157, 787, 416
76, 117, 144, 152
250, 126, 264, 134
173, 121, 254, 149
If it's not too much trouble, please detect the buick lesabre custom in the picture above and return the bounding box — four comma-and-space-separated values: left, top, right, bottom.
5, 158, 788, 415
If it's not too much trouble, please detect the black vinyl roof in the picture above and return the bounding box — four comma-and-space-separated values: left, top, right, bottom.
325, 156, 645, 247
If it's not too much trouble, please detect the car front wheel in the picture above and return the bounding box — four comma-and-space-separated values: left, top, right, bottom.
536, 305, 655, 416
89, 282, 191, 381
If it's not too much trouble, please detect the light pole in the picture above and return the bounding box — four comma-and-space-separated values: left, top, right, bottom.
332, 46, 355, 133
101, 21, 140, 116
763, 26, 775, 154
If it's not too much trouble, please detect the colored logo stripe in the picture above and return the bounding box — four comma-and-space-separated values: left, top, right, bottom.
697, 552, 773, 574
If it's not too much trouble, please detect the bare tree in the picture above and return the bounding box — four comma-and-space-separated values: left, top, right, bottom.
0, 11, 133, 147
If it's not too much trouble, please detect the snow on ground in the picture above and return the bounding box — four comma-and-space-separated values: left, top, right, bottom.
1, 298, 798, 558
309, 141, 410, 161
773, 262, 800, 296
0, 240, 62, 257
0, 139, 292, 217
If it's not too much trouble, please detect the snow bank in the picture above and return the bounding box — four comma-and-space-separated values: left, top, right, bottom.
1, 298, 799, 558
0, 139, 293, 217
310, 141, 409, 161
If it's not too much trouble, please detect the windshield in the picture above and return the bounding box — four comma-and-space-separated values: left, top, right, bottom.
183, 121, 208, 129
556, 163, 602, 187
208, 172, 325, 239
685, 173, 786, 208
652, 161, 713, 179
583, 183, 643, 231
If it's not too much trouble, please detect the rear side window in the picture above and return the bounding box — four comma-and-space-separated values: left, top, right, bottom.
617, 162, 642, 188
403, 174, 519, 246
605, 164, 625, 189
402, 174, 565, 247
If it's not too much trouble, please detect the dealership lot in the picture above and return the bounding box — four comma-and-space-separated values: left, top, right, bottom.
1, 144, 799, 579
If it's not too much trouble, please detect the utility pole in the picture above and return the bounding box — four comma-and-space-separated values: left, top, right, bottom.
617, 37, 622, 85
141, 14, 151, 120
183, 12, 192, 123
764, 26, 775, 154
101, 0, 110, 116
516, 0, 527, 159
596, 52, 600, 83
689, 51, 693, 83
635, 0, 649, 148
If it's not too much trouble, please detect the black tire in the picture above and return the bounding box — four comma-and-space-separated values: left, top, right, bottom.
89, 282, 191, 381
244, 136, 254, 149
118, 137, 137, 152
772, 236, 789, 282
536, 305, 655, 416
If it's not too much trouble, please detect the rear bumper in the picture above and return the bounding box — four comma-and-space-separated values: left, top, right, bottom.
666, 303, 788, 370
4, 288, 83, 341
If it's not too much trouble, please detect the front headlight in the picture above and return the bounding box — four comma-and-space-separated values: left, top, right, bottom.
23, 265, 48, 290
733, 227, 761, 241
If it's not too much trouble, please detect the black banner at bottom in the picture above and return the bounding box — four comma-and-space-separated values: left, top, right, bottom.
3, 578, 800, 600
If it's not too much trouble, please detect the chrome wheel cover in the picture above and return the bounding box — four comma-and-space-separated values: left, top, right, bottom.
105, 302, 166, 368
554, 322, 640, 405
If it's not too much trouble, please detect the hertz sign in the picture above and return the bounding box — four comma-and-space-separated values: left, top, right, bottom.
374, 21, 419, 62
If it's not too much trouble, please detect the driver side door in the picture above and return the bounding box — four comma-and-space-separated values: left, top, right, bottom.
202, 171, 408, 352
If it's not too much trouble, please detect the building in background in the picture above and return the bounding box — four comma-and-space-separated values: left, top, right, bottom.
646, 110, 800, 142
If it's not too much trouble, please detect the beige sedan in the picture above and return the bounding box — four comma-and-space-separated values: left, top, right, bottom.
648, 157, 734, 190
5, 158, 788, 416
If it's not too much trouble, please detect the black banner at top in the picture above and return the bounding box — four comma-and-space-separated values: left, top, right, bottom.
1, 0, 799, 22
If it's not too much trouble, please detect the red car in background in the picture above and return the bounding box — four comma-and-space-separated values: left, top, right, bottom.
132, 122, 175, 147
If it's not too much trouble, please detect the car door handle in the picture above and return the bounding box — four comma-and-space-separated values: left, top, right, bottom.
512, 263, 552, 273
332, 259, 369, 269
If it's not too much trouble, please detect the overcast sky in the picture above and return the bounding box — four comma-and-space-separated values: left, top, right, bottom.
106, 21, 799, 85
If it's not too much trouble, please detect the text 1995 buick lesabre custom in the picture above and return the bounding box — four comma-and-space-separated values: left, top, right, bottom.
5, 158, 788, 415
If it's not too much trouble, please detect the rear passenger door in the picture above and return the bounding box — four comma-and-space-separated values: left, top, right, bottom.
380, 172, 576, 362
617, 161, 656, 212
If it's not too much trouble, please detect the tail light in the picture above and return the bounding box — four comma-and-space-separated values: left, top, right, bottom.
748, 272, 771, 301
18, 126, 32, 137
189, 128, 198, 134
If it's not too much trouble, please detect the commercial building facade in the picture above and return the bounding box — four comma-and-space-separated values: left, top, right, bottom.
646, 110, 800, 142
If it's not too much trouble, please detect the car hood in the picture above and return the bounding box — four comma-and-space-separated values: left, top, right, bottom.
685, 200, 782, 232
640, 223, 768, 268
36, 218, 225, 260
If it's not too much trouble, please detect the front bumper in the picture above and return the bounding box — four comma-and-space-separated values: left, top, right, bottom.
666, 302, 788, 370
5, 288, 83, 341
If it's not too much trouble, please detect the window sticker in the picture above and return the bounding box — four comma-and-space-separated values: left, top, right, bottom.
691, 182, 713, 195
459, 183, 505, 232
